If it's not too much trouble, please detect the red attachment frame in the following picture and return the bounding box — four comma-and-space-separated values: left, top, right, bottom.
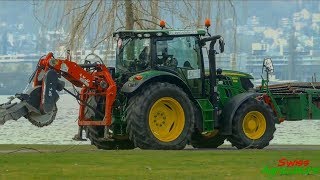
257, 94, 284, 123
34, 52, 117, 126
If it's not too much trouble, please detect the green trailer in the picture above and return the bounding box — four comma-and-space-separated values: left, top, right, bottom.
259, 59, 320, 123
264, 84, 320, 121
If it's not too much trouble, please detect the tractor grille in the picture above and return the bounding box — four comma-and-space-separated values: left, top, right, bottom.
240, 77, 254, 91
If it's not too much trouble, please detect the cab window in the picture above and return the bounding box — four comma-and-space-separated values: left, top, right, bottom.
155, 36, 200, 69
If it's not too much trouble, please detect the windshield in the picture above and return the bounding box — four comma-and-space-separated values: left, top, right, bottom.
116, 38, 151, 72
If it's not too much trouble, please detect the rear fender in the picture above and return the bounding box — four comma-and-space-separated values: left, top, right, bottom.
121, 70, 192, 97
219, 92, 259, 135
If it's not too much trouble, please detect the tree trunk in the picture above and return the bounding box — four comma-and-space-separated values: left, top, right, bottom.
125, 0, 134, 30
196, 1, 202, 28
151, 0, 159, 28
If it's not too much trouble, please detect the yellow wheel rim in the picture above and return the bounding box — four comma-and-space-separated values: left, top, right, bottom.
242, 111, 266, 140
148, 97, 185, 142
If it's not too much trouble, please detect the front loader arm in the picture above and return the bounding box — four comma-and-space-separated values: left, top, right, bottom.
35, 52, 95, 88
34, 52, 117, 126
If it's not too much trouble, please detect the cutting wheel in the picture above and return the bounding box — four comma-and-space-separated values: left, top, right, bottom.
25, 105, 58, 127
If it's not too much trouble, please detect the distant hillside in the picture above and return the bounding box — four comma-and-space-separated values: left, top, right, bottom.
0, 1, 319, 33
234, 0, 320, 26
0, 1, 37, 32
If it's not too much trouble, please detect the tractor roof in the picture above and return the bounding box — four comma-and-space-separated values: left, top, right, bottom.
113, 29, 206, 38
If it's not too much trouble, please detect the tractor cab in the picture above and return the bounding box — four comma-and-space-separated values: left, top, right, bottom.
114, 30, 206, 70
113, 29, 209, 98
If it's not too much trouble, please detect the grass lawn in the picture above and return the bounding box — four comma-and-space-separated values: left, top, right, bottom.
0, 144, 319, 179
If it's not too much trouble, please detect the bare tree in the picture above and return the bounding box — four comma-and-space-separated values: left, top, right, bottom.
33, 0, 239, 69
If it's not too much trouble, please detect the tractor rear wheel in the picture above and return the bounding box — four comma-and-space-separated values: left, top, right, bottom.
86, 126, 135, 150
227, 98, 276, 149
191, 130, 226, 148
84, 96, 134, 150
126, 82, 194, 150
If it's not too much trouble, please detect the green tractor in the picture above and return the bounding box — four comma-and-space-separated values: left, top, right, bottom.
85, 28, 277, 150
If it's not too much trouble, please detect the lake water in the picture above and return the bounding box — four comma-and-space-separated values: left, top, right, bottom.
0, 95, 319, 145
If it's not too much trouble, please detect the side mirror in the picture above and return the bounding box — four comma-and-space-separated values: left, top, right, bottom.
263, 58, 274, 74
199, 35, 224, 54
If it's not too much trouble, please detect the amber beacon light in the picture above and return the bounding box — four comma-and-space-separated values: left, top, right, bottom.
205, 18, 211, 28
159, 20, 166, 29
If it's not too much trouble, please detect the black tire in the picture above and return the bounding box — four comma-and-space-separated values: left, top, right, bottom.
191, 130, 226, 148
227, 98, 276, 149
84, 95, 135, 150
86, 126, 135, 150
126, 82, 194, 150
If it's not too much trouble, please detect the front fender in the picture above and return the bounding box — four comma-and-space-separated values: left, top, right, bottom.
219, 92, 259, 135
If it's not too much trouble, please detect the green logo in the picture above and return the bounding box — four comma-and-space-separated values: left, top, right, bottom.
261, 158, 319, 176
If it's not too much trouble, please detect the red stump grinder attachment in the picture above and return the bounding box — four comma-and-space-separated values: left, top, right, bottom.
0, 68, 64, 127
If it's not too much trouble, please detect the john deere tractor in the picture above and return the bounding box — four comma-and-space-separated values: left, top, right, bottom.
0, 26, 278, 150
84, 27, 277, 150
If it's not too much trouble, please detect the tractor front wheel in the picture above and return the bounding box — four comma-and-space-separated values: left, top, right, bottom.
126, 82, 194, 150
227, 98, 276, 149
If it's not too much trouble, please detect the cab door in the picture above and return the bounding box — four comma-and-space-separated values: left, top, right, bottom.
153, 36, 203, 98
